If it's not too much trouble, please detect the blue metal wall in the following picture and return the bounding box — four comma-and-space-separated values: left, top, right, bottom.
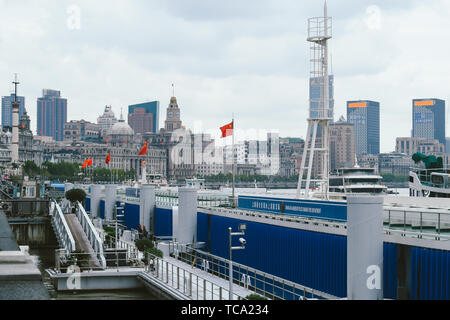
197, 213, 401, 299
123, 203, 140, 231
100, 200, 105, 220
85, 198, 91, 212
155, 208, 173, 237
197, 212, 347, 297
383, 242, 398, 300
411, 247, 450, 300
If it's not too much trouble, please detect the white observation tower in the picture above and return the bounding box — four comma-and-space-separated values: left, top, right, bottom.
297, 2, 332, 200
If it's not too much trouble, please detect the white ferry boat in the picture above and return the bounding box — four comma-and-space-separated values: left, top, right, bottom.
409, 168, 450, 198
329, 167, 387, 195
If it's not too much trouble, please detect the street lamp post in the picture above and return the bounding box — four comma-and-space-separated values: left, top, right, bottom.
113, 202, 125, 271
228, 224, 247, 300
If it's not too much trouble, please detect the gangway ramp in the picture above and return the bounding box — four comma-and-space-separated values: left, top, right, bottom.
64, 214, 102, 269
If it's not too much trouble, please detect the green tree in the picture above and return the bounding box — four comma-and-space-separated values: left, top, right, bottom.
23, 161, 40, 177
65, 189, 87, 204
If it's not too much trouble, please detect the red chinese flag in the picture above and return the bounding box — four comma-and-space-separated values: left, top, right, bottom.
138, 142, 148, 156
81, 159, 88, 169
220, 122, 234, 138
106, 152, 111, 165
87, 158, 93, 167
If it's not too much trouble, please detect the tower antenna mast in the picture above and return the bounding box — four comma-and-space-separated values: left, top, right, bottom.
297, 1, 333, 200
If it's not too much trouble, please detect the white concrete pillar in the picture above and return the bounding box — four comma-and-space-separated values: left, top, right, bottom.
347, 196, 384, 300
105, 185, 117, 221
64, 183, 74, 194
90, 185, 103, 218
172, 206, 179, 240
11, 102, 19, 163
176, 187, 198, 245
139, 185, 155, 233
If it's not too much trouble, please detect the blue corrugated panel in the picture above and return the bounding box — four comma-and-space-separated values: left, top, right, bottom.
411, 247, 450, 300
100, 200, 105, 220
123, 203, 140, 230
155, 208, 173, 237
197, 213, 209, 242
196, 213, 347, 297
85, 198, 91, 212
383, 242, 397, 300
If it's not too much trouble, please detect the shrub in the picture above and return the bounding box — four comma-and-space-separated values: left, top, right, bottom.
148, 247, 163, 258
135, 238, 154, 252
65, 189, 87, 204
245, 294, 268, 300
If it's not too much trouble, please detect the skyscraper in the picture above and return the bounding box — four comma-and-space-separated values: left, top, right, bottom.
37, 89, 67, 141
2, 94, 25, 128
347, 100, 380, 156
128, 101, 159, 134
309, 75, 334, 120
412, 99, 445, 145
329, 116, 355, 172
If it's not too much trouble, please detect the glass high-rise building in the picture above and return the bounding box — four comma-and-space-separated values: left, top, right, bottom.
412, 99, 445, 145
128, 101, 159, 134
2, 94, 25, 128
309, 75, 334, 120
37, 89, 67, 141
347, 100, 380, 156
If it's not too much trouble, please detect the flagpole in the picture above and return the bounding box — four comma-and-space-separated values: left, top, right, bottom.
232, 115, 236, 206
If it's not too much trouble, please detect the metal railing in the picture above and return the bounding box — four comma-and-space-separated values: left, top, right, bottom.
144, 252, 248, 300
76, 202, 107, 269
54, 249, 141, 273
166, 243, 337, 300
201, 204, 450, 241
201, 206, 348, 232
50, 201, 76, 254
384, 206, 450, 241
102, 234, 139, 262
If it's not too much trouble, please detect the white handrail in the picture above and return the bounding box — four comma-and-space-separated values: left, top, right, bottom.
51, 201, 76, 254
76, 201, 106, 269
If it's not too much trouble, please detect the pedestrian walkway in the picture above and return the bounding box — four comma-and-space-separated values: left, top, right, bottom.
64, 214, 101, 269
141, 255, 255, 300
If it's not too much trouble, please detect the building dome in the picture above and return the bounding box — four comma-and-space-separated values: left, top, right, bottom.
108, 120, 134, 136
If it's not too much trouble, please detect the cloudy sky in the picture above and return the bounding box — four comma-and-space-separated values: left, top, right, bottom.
0, 0, 449, 152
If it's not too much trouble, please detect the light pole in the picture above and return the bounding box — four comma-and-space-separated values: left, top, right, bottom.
113, 202, 125, 271
228, 223, 247, 300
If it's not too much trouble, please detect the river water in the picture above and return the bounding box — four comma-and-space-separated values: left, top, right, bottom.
28, 247, 161, 300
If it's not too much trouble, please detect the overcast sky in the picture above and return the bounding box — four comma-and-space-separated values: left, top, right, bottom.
0, 0, 449, 152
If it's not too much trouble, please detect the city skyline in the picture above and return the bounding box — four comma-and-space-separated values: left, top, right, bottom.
1, 1, 450, 153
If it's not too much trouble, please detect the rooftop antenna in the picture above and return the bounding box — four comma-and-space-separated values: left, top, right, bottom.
13, 73, 20, 102
119, 107, 125, 122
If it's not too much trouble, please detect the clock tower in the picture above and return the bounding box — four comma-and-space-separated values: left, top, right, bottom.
164, 96, 183, 132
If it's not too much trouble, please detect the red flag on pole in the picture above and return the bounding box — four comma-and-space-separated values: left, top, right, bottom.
87, 158, 93, 167
81, 159, 88, 169
220, 121, 234, 138
138, 142, 148, 156
106, 152, 111, 165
